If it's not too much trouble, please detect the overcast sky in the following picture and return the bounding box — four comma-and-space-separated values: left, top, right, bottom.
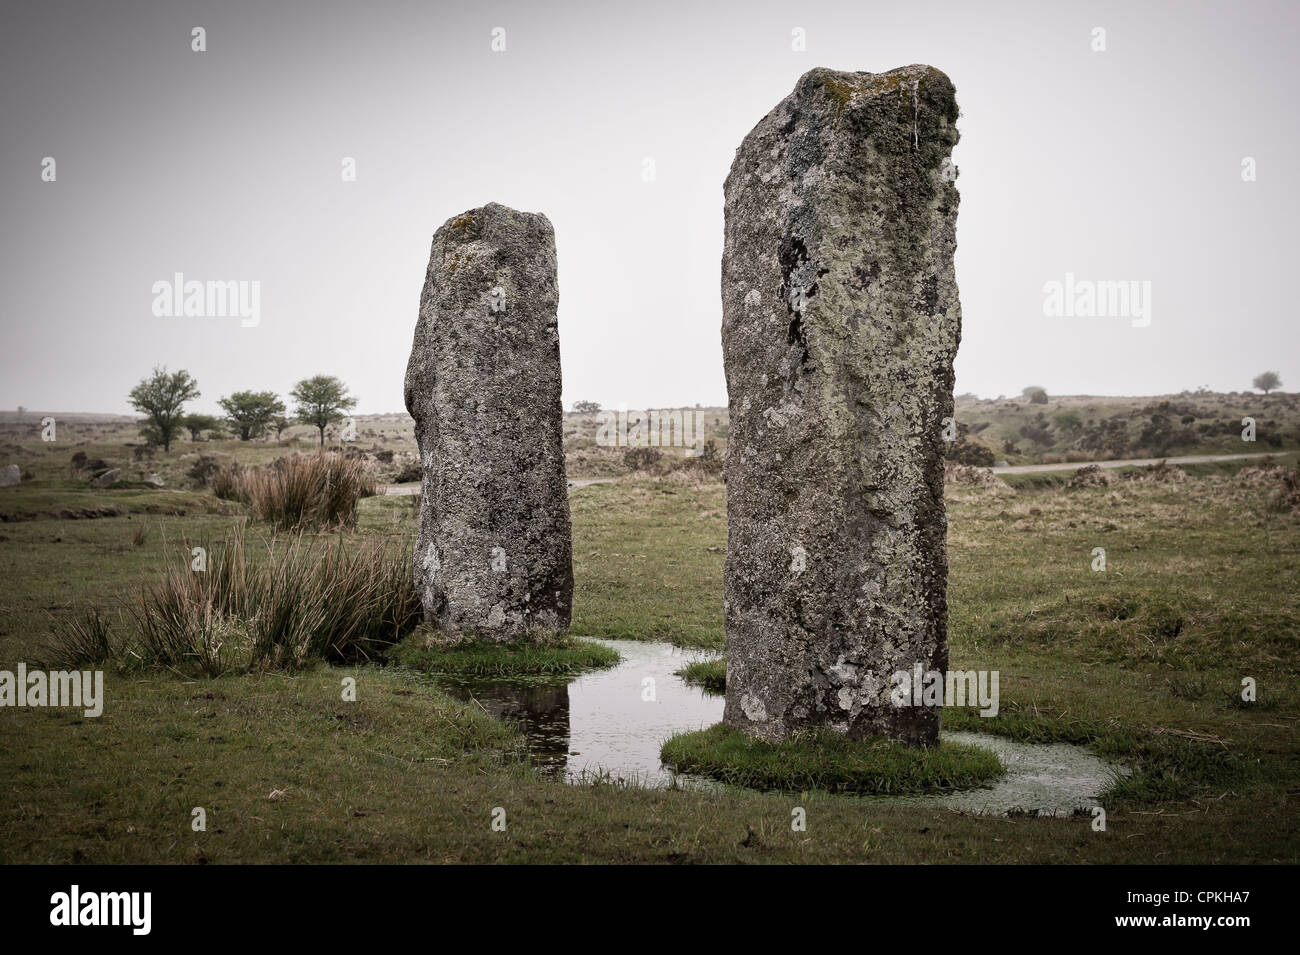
2, 0, 1296, 415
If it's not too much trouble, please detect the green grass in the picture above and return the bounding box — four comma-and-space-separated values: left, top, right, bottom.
941, 703, 1282, 804
391, 632, 620, 677
661, 723, 1004, 795
676, 658, 726, 694
0, 447, 1297, 862
0, 482, 238, 522
570, 479, 725, 648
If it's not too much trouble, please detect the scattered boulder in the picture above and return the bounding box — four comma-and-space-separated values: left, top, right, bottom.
1067, 465, 1113, 489
90, 468, 122, 487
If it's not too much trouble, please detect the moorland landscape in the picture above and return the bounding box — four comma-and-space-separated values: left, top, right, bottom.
1, 384, 1296, 863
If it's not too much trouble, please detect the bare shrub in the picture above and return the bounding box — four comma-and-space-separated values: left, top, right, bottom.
240, 453, 376, 530
1067, 465, 1113, 490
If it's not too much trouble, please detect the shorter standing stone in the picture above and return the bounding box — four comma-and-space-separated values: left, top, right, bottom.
0, 465, 19, 487
404, 203, 573, 641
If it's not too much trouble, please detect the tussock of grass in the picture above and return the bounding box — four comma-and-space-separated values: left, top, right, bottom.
676, 658, 726, 694
225, 452, 376, 530
40, 607, 116, 668
119, 527, 421, 675
392, 631, 619, 677
661, 723, 1004, 795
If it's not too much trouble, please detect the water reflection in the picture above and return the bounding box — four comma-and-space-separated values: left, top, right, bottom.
434, 638, 723, 787
439, 678, 573, 777
426, 638, 1126, 814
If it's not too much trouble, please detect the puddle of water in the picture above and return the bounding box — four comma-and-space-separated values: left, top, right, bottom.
879, 731, 1126, 817
431, 638, 723, 788
424, 637, 1125, 814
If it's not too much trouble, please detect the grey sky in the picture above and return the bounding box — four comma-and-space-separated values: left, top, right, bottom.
2, 0, 1296, 415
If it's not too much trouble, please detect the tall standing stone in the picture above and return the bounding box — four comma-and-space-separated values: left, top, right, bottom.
404, 203, 573, 640
721, 66, 961, 746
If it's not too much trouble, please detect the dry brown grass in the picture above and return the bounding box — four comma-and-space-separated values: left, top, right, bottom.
123, 527, 420, 675
232, 452, 376, 530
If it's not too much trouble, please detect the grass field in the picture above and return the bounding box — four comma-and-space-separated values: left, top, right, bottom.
0, 427, 1297, 863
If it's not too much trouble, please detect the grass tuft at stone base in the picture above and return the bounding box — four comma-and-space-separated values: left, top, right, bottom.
675, 658, 726, 694
391, 631, 619, 677
661, 723, 1004, 794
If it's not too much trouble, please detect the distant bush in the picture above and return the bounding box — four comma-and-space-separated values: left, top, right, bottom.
188, 453, 235, 487
1253, 371, 1281, 394
1018, 423, 1053, 446
201, 453, 376, 529
237, 453, 375, 530
1067, 465, 1113, 490
1137, 413, 1198, 457
1051, 410, 1082, 432
944, 422, 997, 466
211, 464, 246, 502
623, 447, 663, 472
392, 461, 422, 483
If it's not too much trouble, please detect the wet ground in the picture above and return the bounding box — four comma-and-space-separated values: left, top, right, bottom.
423, 638, 1125, 815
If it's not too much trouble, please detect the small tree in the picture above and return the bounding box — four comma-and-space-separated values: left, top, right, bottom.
182, 413, 221, 441
944, 422, 997, 466
219, 390, 286, 441
1051, 409, 1082, 433
291, 375, 357, 447
572, 400, 601, 414
1022, 386, 1048, 405
128, 366, 200, 452
271, 415, 291, 440
1253, 371, 1282, 394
